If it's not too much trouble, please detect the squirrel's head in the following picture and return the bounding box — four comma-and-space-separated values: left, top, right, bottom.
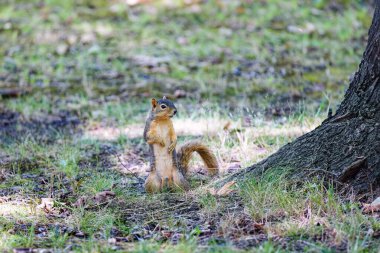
151, 96, 177, 119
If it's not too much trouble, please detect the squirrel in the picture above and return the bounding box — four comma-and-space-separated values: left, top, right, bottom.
143, 96, 218, 193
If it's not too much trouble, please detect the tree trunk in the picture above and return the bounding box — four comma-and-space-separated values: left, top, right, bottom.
229, 3, 380, 198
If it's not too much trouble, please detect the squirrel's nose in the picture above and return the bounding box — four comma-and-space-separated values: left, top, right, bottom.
173, 110, 177, 115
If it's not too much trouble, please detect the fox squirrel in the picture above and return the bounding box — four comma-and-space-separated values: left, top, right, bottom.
143, 96, 218, 193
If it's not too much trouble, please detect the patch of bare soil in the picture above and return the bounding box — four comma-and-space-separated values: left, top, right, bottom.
106, 193, 268, 250
0, 110, 80, 145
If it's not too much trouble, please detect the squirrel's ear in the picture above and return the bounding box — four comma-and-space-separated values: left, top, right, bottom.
151, 98, 157, 108
162, 96, 167, 100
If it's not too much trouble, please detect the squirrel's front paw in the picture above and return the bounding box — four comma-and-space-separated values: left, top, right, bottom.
168, 142, 176, 153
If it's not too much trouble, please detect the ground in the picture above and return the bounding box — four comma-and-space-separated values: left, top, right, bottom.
0, 0, 379, 252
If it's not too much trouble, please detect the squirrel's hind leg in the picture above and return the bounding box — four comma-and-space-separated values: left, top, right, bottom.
172, 170, 189, 191
144, 172, 162, 193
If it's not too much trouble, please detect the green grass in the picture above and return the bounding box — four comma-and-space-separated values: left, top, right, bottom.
239, 170, 380, 252
0, 0, 378, 252
0, 0, 369, 111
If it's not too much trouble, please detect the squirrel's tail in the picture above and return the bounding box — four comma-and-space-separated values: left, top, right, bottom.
177, 141, 218, 176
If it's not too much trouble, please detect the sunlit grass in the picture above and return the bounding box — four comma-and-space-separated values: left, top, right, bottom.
0, 0, 369, 108
239, 170, 380, 252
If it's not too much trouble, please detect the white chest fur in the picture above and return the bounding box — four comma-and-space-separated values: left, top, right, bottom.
152, 120, 174, 176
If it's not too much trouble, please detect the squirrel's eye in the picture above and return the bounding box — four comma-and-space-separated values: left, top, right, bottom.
160, 104, 167, 109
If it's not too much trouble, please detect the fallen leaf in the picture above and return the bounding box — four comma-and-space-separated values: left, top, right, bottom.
236, 6, 245, 14
74, 191, 116, 208
37, 198, 54, 213
74, 196, 86, 207
94, 190, 116, 204
217, 181, 236, 196
209, 181, 236, 196
161, 230, 173, 239
363, 197, 380, 213
223, 121, 231, 131
253, 222, 265, 231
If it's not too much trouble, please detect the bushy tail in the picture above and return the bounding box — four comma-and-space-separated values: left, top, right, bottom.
177, 141, 218, 176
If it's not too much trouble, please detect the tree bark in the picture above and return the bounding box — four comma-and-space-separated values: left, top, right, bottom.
228, 3, 380, 198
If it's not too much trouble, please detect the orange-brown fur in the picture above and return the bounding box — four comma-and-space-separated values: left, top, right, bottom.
144, 97, 218, 193
177, 141, 218, 176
